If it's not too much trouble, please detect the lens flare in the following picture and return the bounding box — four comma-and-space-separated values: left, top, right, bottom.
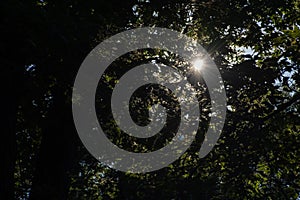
192, 58, 204, 71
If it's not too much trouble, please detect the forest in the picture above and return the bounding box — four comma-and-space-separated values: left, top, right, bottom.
1, 0, 300, 199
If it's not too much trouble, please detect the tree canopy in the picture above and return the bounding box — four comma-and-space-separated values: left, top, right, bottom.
1, 0, 299, 199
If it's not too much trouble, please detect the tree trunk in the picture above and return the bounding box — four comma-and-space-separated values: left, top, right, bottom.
0, 65, 20, 199
30, 87, 78, 200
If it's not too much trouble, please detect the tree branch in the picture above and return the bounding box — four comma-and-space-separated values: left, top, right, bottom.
263, 92, 300, 121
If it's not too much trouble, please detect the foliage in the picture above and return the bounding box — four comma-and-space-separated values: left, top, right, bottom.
1, 0, 299, 199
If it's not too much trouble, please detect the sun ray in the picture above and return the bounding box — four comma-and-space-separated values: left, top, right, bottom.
192, 58, 205, 71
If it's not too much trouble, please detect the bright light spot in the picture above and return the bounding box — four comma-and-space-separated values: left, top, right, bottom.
192, 58, 204, 71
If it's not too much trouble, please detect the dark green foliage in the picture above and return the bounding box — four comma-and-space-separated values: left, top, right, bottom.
1, 0, 299, 199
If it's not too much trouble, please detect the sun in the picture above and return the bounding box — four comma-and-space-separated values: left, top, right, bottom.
192, 58, 205, 71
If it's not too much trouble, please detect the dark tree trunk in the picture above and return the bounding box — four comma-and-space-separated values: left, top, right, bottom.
0, 0, 29, 197
0, 66, 18, 199
30, 87, 78, 200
